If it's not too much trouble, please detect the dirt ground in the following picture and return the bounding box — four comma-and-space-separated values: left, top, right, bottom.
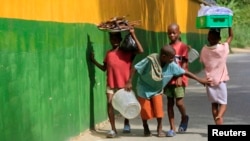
231, 47, 250, 53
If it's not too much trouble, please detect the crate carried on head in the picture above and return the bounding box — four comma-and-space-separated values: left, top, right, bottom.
196, 4, 233, 29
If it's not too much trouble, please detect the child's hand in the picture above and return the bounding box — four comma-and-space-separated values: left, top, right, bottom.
124, 81, 133, 91
187, 45, 192, 51
205, 77, 212, 86
129, 26, 135, 34
199, 77, 212, 86
176, 77, 183, 86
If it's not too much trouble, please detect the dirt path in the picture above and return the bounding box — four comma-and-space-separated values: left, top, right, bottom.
231, 47, 250, 53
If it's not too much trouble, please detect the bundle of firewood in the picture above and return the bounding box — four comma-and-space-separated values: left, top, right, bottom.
97, 16, 140, 32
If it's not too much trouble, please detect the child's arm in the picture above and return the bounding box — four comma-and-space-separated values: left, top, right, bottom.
176, 45, 189, 86
176, 58, 188, 86
125, 66, 136, 91
90, 52, 106, 71
129, 27, 144, 54
225, 27, 233, 45
184, 71, 211, 86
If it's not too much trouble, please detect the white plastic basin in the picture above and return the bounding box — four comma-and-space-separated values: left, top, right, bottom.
112, 89, 141, 119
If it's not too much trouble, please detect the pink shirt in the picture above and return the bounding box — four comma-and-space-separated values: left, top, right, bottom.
168, 42, 189, 86
200, 43, 230, 86
104, 49, 134, 88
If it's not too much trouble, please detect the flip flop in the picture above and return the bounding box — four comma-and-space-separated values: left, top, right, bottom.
123, 124, 131, 133
178, 115, 189, 133
106, 130, 117, 138
166, 130, 176, 137
157, 131, 166, 137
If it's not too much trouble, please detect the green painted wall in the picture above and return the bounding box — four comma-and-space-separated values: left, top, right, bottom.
0, 18, 109, 141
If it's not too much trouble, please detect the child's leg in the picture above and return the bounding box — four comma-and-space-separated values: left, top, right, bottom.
211, 103, 221, 124
106, 93, 117, 133
156, 117, 166, 137
215, 83, 227, 125
176, 96, 189, 133
124, 118, 129, 125
156, 118, 162, 132
215, 117, 223, 125
167, 97, 176, 131
176, 97, 188, 123
174, 86, 188, 125
217, 104, 227, 118
165, 86, 179, 136
138, 97, 153, 136
123, 118, 130, 133
211, 82, 227, 125
142, 119, 151, 136
215, 104, 227, 125
211, 103, 218, 119
151, 94, 164, 130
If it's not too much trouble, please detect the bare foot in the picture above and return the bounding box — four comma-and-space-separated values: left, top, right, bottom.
215, 117, 223, 125
215, 116, 220, 120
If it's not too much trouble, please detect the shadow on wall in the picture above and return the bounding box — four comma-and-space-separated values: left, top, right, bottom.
86, 34, 95, 129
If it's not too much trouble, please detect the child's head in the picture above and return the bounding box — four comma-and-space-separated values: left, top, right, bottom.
167, 23, 181, 43
160, 45, 176, 64
109, 32, 122, 48
207, 28, 221, 46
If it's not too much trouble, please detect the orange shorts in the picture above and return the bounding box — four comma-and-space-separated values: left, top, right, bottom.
138, 94, 164, 120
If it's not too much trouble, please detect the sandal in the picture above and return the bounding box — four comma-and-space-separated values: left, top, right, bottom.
106, 130, 116, 138
123, 124, 131, 133
166, 130, 176, 137
157, 131, 166, 137
178, 115, 189, 133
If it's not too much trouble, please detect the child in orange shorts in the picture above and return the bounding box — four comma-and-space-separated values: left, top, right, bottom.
125, 45, 210, 137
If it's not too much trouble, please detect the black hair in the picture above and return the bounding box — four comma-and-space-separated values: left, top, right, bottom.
208, 28, 221, 39
161, 45, 176, 56
109, 32, 122, 39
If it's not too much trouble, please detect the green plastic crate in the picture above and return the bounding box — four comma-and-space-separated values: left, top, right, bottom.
196, 15, 233, 29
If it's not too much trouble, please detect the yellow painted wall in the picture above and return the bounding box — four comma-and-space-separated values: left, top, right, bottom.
0, 0, 205, 33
